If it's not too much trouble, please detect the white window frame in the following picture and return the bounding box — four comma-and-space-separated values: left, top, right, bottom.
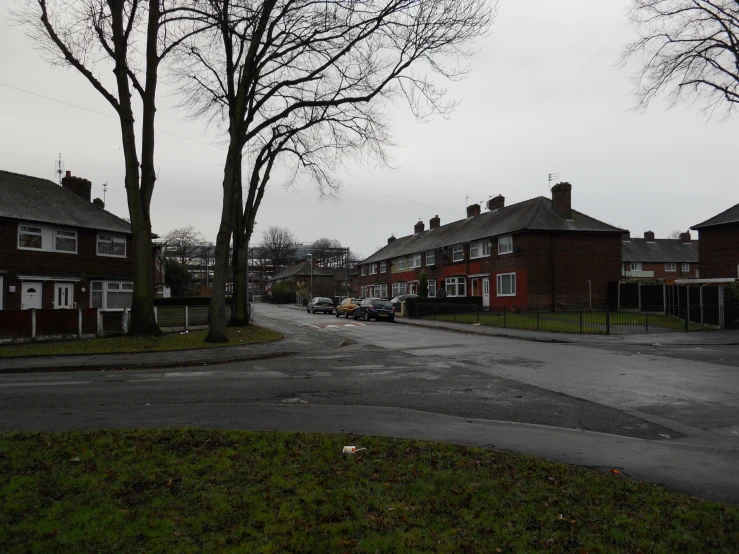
380, 261, 387, 273
665, 263, 676, 272
360, 286, 367, 297
376, 283, 388, 298
426, 250, 435, 266
681, 263, 690, 272
445, 276, 466, 297
452, 245, 464, 262
97, 234, 127, 258
90, 280, 134, 310
428, 279, 436, 298
369, 263, 377, 275
630, 262, 643, 271
17, 223, 78, 254
391, 282, 405, 297
397, 257, 406, 271
54, 229, 78, 253
409, 253, 421, 269
498, 235, 513, 255
470, 240, 491, 259
17, 224, 43, 251
496, 273, 516, 297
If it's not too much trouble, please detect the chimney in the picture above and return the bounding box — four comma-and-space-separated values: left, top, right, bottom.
622, 231, 631, 240
61, 171, 92, 202
414, 220, 425, 234
680, 231, 691, 243
387, 234, 397, 245
644, 231, 655, 242
466, 203, 481, 218
487, 195, 505, 210
551, 182, 572, 220
93, 198, 105, 209
429, 215, 440, 230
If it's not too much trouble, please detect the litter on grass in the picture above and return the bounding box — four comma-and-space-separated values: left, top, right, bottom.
342, 446, 366, 454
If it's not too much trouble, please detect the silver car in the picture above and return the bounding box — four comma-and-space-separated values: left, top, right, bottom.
307, 297, 335, 314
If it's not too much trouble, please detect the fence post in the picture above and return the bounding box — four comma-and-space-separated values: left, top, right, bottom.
77, 308, 82, 339
185, 305, 189, 331
97, 308, 103, 338
536, 307, 540, 331
684, 306, 689, 332
154, 306, 158, 323
606, 310, 610, 335
476, 309, 479, 324
503, 305, 507, 328
31, 308, 36, 339
579, 310, 583, 334
645, 310, 649, 333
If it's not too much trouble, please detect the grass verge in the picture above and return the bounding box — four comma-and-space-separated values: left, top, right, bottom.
1, 429, 737, 553
0, 326, 282, 358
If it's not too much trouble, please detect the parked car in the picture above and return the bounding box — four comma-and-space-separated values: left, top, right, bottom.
307, 297, 335, 314
335, 297, 363, 318
353, 298, 396, 322
390, 294, 418, 304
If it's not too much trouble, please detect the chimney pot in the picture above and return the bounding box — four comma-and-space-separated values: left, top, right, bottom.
65, 170, 71, 177
622, 231, 631, 240
414, 220, 425, 234
387, 234, 397, 245
93, 198, 105, 209
551, 182, 572, 220
644, 231, 655, 242
680, 232, 691, 243
487, 195, 505, 210
429, 215, 440, 230
466, 203, 481, 218
61, 173, 92, 202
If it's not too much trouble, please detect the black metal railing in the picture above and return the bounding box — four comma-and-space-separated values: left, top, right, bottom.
412, 304, 724, 334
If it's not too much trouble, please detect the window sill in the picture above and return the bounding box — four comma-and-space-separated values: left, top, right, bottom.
497, 250, 513, 256
496, 293, 516, 297
97, 253, 128, 258
18, 246, 78, 254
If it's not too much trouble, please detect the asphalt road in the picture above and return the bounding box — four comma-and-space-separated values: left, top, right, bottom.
1, 303, 738, 501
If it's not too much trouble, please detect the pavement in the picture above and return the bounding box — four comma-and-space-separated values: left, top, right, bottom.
1, 303, 738, 503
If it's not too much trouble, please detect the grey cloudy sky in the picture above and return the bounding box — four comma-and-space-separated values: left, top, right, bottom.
1, 0, 737, 259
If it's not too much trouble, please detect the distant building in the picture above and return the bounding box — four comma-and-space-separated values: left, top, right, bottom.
621, 231, 699, 280
692, 202, 739, 280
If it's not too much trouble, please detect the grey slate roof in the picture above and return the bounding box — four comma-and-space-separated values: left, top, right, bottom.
360, 196, 624, 264
622, 239, 699, 263
270, 261, 335, 281
692, 202, 739, 229
0, 170, 131, 234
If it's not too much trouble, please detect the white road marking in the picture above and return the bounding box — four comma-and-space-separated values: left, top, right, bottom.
164, 371, 216, 378
0, 381, 92, 388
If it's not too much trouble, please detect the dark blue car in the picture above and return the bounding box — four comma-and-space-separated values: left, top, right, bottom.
353, 298, 395, 322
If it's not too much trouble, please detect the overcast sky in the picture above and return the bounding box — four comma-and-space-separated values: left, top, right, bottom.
1, 0, 737, 259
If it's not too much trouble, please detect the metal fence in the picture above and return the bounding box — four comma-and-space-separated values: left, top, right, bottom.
412, 304, 724, 334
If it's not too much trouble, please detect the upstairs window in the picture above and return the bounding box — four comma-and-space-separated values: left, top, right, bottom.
470, 240, 491, 259
18, 225, 42, 249
630, 262, 643, 271
361, 265, 367, 276
665, 263, 676, 272
380, 261, 387, 273
18, 224, 77, 253
426, 250, 435, 266
681, 263, 690, 272
55, 230, 77, 252
452, 245, 464, 262
498, 235, 513, 255
98, 234, 126, 257
370, 263, 377, 275
397, 257, 406, 270
409, 253, 421, 268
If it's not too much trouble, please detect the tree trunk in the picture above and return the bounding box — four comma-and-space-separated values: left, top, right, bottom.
230, 238, 249, 326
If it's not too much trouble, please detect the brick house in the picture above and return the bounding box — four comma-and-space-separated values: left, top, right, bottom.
0, 169, 163, 311
692, 202, 739, 280
355, 183, 624, 309
621, 231, 699, 280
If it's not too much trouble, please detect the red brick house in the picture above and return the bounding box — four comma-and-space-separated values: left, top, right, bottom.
692, 202, 739, 280
621, 231, 699, 280
0, 170, 163, 311
355, 183, 624, 309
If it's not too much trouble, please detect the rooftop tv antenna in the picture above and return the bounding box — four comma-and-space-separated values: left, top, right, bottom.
103, 183, 108, 205
54, 153, 64, 185
548, 173, 559, 191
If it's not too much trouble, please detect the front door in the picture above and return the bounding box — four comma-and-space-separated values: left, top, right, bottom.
54, 283, 74, 309
21, 282, 42, 310
482, 277, 490, 308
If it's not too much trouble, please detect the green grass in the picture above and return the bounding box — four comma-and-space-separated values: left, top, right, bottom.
426, 311, 700, 334
0, 430, 736, 553
0, 327, 282, 358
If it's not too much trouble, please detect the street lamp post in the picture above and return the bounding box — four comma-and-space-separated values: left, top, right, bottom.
307, 254, 313, 299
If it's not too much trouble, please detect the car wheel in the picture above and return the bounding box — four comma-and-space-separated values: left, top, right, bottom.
353, 310, 358, 320
307, 307, 310, 313
345, 311, 349, 318
364, 311, 370, 321
335, 310, 339, 317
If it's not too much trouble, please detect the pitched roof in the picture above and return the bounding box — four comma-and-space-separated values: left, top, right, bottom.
692, 202, 739, 229
622, 239, 699, 263
269, 261, 335, 281
360, 196, 624, 264
0, 170, 131, 234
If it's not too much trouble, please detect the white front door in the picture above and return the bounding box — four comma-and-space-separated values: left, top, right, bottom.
482, 277, 490, 308
21, 282, 42, 310
54, 283, 74, 309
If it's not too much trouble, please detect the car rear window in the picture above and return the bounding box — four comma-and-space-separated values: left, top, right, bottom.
371, 300, 392, 309
320, 298, 333, 303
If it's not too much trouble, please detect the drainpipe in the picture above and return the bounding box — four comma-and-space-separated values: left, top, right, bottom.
550, 236, 556, 310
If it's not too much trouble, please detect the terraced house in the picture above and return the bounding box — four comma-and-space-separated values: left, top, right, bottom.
355, 183, 624, 309
621, 231, 699, 280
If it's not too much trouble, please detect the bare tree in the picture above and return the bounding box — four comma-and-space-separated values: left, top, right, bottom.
165, 225, 207, 265
667, 229, 683, 239
621, 0, 739, 116
15, 0, 207, 334
260, 226, 298, 271
174, 0, 493, 342
311, 238, 343, 266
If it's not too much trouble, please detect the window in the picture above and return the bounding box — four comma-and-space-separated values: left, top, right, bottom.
392, 282, 405, 297
55, 230, 77, 252
361, 265, 367, 276
470, 240, 491, 259
426, 250, 435, 266
428, 279, 436, 298
496, 273, 516, 296
97, 234, 126, 257
370, 263, 377, 275
376, 284, 388, 298
360, 286, 367, 297
665, 263, 676, 272
445, 276, 466, 297
18, 225, 42, 249
630, 262, 643, 271
380, 261, 387, 273
681, 263, 690, 272
452, 245, 464, 262
90, 280, 133, 310
498, 235, 513, 255
397, 257, 406, 270
409, 253, 422, 269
